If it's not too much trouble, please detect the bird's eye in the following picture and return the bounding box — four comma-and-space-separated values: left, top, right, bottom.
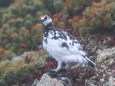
44, 16, 47, 20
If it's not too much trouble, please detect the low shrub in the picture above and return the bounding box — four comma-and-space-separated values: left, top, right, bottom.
72, 0, 115, 35
65, 0, 86, 17
0, 0, 14, 7
42, 0, 64, 14
0, 50, 45, 86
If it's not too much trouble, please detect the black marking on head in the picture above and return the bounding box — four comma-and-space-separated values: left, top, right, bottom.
41, 16, 47, 22
61, 42, 69, 49
44, 16, 47, 20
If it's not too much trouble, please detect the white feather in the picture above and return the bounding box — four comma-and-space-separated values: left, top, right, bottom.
43, 30, 87, 64
41, 15, 96, 71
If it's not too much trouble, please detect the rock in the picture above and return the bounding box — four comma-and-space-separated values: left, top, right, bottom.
32, 79, 39, 86
95, 47, 115, 86
36, 74, 64, 86
96, 47, 115, 64
35, 47, 115, 86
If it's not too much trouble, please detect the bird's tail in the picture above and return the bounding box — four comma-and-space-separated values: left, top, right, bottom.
84, 56, 96, 68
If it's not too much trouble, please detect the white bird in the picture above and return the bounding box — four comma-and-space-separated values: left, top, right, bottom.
40, 15, 96, 72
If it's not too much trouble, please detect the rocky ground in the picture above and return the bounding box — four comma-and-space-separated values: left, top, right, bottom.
35, 48, 115, 86
18, 34, 115, 86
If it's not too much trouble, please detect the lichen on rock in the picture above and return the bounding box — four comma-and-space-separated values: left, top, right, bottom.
36, 74, 64, 86
96, 47, 115, 64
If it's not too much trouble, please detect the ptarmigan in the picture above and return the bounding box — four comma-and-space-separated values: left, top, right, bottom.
40, 15, 96, 72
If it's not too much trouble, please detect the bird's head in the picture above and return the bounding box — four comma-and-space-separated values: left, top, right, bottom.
40, 15, 52, 26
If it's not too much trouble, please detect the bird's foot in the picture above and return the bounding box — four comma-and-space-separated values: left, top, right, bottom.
54, 67, 68, 72
46, 68, 63, 78
48, 68, 66, 73
46, 70, 58, 78
63, 65, 70, 69
52, 68, 61, 72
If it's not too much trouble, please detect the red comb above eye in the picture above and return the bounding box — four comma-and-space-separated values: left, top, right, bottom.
44, 16, 47, 19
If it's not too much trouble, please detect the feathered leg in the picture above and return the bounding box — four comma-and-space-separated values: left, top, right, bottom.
53, 61, 62, 72
64, 63, 70, 69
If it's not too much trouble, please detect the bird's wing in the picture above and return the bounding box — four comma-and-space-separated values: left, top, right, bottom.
49, 28, 87, 56
63, 31, 86, 56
